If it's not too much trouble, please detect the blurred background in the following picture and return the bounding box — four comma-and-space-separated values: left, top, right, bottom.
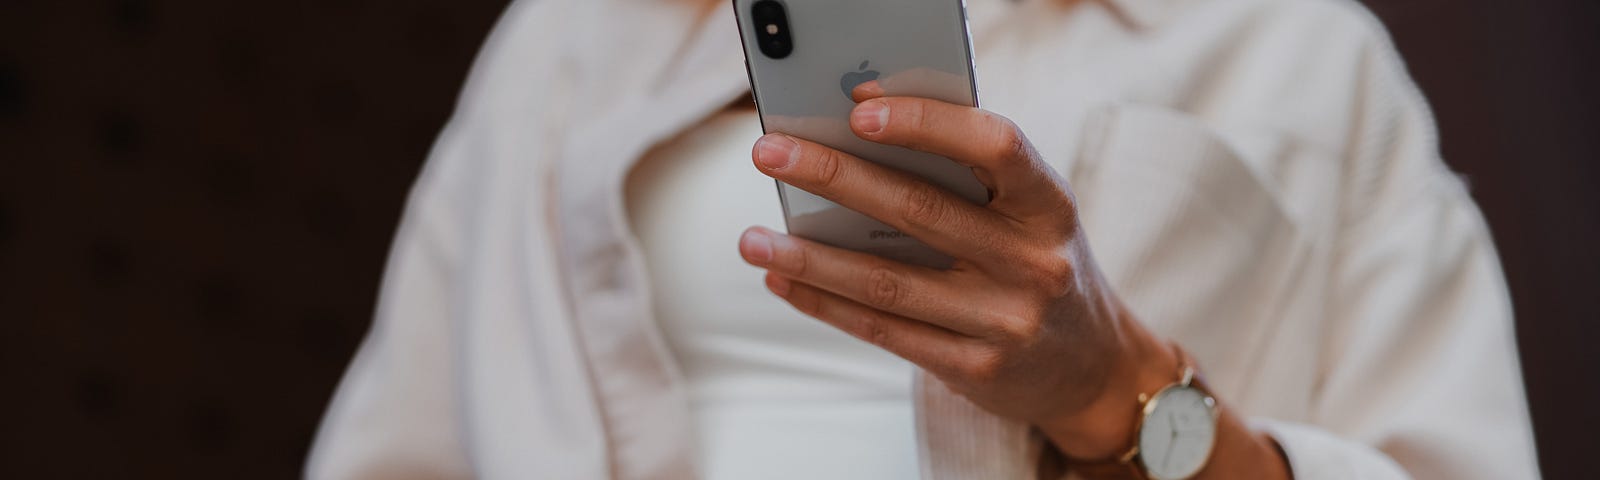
0, 0, 1594, 478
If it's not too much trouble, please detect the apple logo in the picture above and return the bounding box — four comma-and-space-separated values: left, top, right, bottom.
839, 60, 879, 100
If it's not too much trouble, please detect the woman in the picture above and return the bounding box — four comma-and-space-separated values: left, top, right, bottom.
307, 0, 1540, 478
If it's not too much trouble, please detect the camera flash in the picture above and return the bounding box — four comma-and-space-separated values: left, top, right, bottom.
765, 24, 780, 35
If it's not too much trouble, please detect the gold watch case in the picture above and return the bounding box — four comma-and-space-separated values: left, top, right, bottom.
1124, 367, 1220, 480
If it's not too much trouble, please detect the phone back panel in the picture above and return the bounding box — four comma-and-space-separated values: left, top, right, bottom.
733, 0, 986, 268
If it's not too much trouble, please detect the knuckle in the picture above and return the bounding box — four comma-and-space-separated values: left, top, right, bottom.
1056, 192, 1081, 224
976, 309, 1022, 337
862, 316, 895, 349
901, 100, 932, 133
783, 241, 811, 278
962, 348, 1006, 384
863, 266, 903, 310
1025, 252, 1077, 294
996, 308, 1044, 342
888, 100, 935, 151
899, 183, 947, 229
790, 285, 822, 315
988, 116, 1032, 166
811, 148, 846, 191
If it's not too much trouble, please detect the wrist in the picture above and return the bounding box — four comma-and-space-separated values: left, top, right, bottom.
1040, 326, 1181, 460
1188, 407, 1293, 480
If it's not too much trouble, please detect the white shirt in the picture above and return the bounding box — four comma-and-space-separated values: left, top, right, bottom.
306, 0, 1542, 478
624, 109, 919, 479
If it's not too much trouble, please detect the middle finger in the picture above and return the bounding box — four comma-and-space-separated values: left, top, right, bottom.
752, 133, 1017, 264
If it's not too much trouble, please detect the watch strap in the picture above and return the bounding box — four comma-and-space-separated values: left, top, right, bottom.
1067, 455, 1148, 479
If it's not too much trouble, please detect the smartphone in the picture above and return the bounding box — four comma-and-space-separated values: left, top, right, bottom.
733, 0, 988, 269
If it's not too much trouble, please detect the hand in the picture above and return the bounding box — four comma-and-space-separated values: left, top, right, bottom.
736, 85, 1180, 459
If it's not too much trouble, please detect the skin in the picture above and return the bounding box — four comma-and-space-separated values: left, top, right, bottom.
736, 81, 1293, 479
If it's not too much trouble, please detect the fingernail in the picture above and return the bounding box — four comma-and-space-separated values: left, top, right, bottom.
766, 274, 792, 296
755, 135, 798, 170
740, 228, 774, 265
852, 100, 888, 135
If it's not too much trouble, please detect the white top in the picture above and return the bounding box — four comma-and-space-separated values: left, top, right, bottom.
623, 109, 919, 479
307, 0, 1541, 478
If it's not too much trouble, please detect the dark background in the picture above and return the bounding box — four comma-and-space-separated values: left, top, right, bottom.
0, 0, 1594, 478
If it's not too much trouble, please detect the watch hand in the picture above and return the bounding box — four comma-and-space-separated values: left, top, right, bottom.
1161, 432, 1177, 469
1161, 413, 1178, 469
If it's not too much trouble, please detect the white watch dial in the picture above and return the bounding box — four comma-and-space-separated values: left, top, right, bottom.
1137, 385, 1217, 479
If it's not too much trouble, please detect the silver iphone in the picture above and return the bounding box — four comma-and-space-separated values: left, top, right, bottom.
733, 0, 988, 269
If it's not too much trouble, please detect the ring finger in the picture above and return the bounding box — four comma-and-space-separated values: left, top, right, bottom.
763, 270, 978, 377
740, 226, 1002, 337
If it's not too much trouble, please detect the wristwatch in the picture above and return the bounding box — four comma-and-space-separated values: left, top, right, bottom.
1070, 348, 1220, 480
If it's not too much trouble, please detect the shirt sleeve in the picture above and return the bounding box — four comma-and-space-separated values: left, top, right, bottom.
1256, 7, 1540, 479
302, 123, 476, 480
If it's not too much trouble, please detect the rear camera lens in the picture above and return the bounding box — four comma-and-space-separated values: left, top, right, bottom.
751, 0, 793, 59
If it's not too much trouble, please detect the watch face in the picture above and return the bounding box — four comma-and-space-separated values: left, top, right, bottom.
1137, 385, 1217, 479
